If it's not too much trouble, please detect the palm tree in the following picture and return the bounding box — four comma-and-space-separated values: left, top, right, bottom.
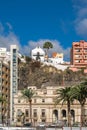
21, 88, 35, 124
43, 41, 53, 61
71, 82, 87, 126
55, 86, 74, 127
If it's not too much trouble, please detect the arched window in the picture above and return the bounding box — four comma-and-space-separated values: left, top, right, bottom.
53, 109, 58, 120
71, 109, 75, 123
62, 109, 66, 117
71, 109, 75, 117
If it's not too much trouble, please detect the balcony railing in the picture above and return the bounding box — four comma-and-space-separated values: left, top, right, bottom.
33, 116, 38, 120
40, 115, 46, 119
74, 56, 82, 59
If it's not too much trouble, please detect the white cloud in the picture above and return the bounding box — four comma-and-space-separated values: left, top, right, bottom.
75, 19, 87, 35
0, 22, 70, 61
72, 0, 87, 36
72, 0, 87, 6
77, 8, 87, 19
0, 23, 21, 51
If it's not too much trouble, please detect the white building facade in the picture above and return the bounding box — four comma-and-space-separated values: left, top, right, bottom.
0, 48, 7, 58
31, 46, 45, 62
49, 53, 64, 64
10, 45, 18, 124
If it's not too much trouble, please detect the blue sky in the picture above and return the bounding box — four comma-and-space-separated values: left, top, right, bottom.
0, 0, 87, 60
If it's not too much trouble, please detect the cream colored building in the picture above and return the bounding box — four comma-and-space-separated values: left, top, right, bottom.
14, 86, 87, 126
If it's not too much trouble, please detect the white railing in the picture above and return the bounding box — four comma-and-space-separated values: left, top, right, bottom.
63, 127, 87, 130
0, 127, 35, 130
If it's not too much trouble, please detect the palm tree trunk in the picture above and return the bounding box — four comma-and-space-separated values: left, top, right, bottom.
45, 48, 49, 62
29, 100, 32, 124
67, 101, 71, 127
81, 104, 84, 127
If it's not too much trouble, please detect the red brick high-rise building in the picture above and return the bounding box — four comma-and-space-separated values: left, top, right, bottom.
70, 40, 87, 68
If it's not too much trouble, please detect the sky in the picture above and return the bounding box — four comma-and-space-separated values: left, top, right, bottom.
0, 0, 87, 61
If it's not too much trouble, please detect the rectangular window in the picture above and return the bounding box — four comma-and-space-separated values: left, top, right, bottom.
34, 99, 36, 103
43, 90, 47, 94
42, 99, 45, 103
13, 49, 16, 53
17, 109, 22, 116
25, 109, 29, 117
75, 60, 80, 63
25, 119, 29, 122
41, 109, 45, 117
84, 109, 87, 115
84, 49, 87, 52
33, 109, 37, 117
75, 55, 80, 58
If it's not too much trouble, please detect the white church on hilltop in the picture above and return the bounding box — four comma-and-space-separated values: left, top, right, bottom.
31, 46, 64, 63
31, 46, 69, 71
31, 46, 45, 62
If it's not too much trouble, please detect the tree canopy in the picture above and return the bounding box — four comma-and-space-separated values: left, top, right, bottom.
55, 86, 74, 126
43, 41, 53, 49
21, 88, 35, 124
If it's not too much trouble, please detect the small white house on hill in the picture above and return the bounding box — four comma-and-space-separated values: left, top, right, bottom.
49, 52, 64, 64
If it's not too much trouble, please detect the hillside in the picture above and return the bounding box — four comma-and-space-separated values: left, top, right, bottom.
18, 58, 86, 90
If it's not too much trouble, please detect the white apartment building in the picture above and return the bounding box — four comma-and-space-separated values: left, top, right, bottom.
10, 45, 18, 125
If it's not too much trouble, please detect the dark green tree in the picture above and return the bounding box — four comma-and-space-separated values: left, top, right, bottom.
43, 41, 53, 61
71, 82, 87, 126
21, 88, 35, 124
55, 86, 74, 126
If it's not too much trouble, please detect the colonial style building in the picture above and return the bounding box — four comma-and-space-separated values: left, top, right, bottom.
14, 86, 87, 126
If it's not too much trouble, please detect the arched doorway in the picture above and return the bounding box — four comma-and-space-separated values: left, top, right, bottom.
61, 109, 67, 124
71, 109, 75, 124
53, 109, 58, 122
62, 109, 66, 118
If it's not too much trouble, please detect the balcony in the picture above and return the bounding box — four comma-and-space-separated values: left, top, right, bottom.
33, 116, 38, 120
74, 46, 82, 48
74, 62, 85, 64
74, 51, 82, 54
84, 51, 87, 54
83, 55, 87, 59
74, 56, 82, 59
2, 82, 6, 86
40, 115, 46, 119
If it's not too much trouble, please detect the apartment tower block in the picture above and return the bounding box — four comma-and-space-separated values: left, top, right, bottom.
10, 45, 18, 124
70, 40, 87, 68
